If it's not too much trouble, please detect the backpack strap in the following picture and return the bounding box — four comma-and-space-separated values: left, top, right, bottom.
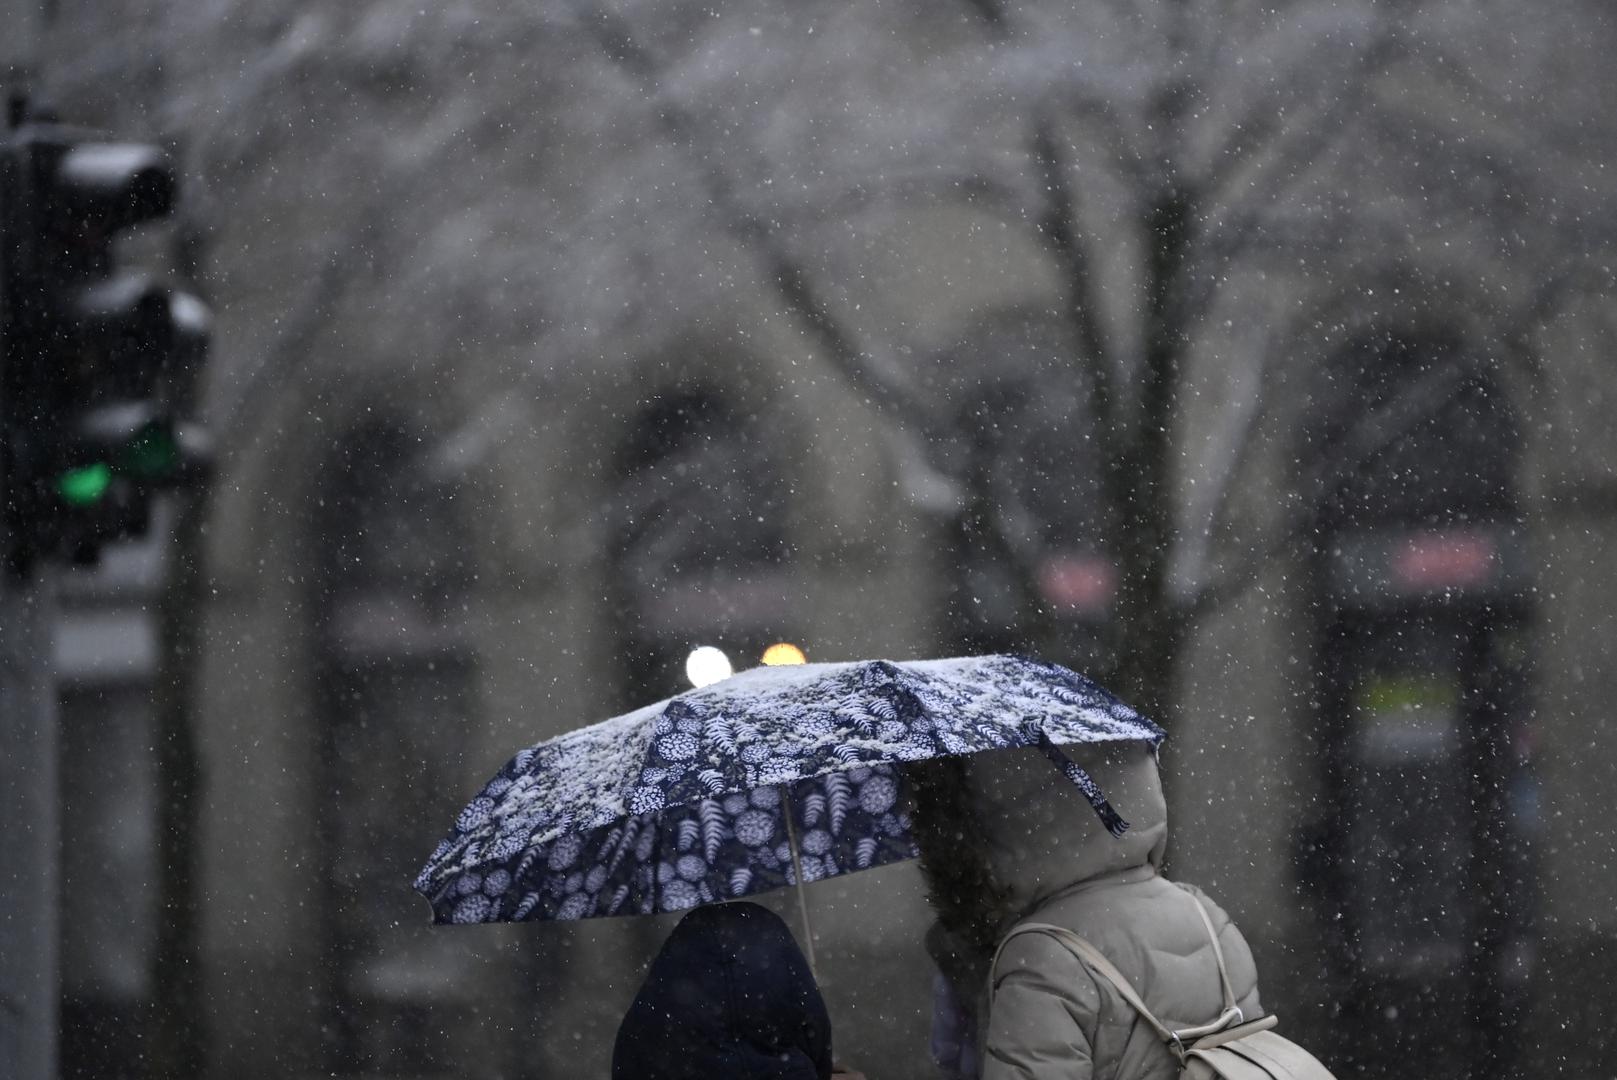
1178, 885, 1238, 1017
993, 922, 1177, 1043
991, 916, 1246, 1056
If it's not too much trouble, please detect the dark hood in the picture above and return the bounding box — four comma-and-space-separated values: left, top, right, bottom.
612, 902, 833, 1080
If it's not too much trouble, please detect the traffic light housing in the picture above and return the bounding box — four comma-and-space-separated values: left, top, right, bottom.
1, 101, 211, 572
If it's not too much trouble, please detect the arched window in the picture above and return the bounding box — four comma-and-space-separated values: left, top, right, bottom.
608, 387, 794, 702
1304, 333, 1532, 1077
308, 420, 480, 1075
934, 313, 1115, 662
1318, 333, 1518, 528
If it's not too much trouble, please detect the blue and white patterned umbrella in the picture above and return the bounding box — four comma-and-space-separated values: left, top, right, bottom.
414, 654, 1163, 925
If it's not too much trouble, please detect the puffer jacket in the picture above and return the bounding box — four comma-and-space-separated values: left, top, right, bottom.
964, 742, 1261, 1080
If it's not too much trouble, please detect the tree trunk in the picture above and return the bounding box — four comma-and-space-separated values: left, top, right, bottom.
1102, 189, 1192, 722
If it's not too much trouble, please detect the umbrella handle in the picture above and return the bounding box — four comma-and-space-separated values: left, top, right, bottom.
780, 784, 820, 982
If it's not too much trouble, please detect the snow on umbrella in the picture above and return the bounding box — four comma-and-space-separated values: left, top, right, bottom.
414, 654, 1163, 927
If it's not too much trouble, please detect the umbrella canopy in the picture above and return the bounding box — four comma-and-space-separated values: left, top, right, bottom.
414, 654, 1163, 925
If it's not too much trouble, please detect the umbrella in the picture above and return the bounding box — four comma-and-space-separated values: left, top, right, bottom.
413, 654, 1163, 938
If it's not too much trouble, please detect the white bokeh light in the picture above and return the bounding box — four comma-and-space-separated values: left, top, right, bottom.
684, 645, 733, 688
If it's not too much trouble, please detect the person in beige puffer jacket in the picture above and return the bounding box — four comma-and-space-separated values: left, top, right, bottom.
910, 740, 1261, 1080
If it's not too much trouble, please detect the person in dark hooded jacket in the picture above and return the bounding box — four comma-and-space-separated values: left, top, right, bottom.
612, 901, 839, 1080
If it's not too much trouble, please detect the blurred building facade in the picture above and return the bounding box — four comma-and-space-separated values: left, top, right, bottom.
8, 0, 1617, 1077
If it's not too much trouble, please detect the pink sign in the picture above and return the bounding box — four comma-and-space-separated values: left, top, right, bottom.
1391, 529, 1498, 591
1038, 554, 1118, 613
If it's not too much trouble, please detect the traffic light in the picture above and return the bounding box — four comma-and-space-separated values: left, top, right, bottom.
1, 99, 211, 572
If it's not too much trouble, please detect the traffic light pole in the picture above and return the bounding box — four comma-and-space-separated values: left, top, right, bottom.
0, 559, 58, 1080
1, 71, 60, 1080
3, 90, 210, 1080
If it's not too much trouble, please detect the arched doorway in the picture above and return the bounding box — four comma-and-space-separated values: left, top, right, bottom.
607, 386, 799, 703
307, 419, 482, 1076
1304, 333, 1534, 1078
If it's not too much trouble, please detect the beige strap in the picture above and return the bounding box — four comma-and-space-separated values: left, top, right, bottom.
992, 892, 1249, 1054
995, 922, 1247, 1049
1186, 1013, 1277, 1052
994, 922, 1177, 1043
1180, 886, 1238, 1016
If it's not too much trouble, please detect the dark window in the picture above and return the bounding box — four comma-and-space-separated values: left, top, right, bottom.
309, 422, 480, 1076
608, 387, 794, 702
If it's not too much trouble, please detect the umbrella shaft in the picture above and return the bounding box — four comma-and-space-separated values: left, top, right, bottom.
780, 786, 819, 981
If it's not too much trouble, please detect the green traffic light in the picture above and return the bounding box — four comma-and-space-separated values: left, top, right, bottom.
123, 423, 180, 480
57, 462, 114, 506
53, 423, 184, 508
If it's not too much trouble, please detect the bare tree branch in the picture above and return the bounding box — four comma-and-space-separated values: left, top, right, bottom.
1192, 0, 1378, 136
772, 171, 1031, 233
1500, 260, 1617, 392
1171, 314, 1281, 600
1183, 359, 1480, 624
1050, 85, 1152, 193
961, 0, 1008, 34
212, 220, 383, 449
1198, 17, 1400, 228
1031, 114, 1118, 411
570, 3, 937, 437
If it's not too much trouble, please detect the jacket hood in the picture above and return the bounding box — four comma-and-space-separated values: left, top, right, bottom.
612, 901, 833, 1080
965, 740, 1167, 918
